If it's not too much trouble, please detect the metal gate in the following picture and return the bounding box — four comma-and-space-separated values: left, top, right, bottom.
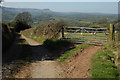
62, 26, 109, 45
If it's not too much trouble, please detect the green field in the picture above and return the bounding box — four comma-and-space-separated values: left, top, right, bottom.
64, 33, 108, 41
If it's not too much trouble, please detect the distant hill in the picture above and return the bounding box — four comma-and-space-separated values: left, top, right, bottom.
2, 7, 117, 26
2, 7, 54, 22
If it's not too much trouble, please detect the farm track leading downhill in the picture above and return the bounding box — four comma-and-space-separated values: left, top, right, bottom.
9, 34, 101, 78
20, 35, 64, 78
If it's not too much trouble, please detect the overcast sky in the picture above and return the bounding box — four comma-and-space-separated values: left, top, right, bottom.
2, 1, 119, 14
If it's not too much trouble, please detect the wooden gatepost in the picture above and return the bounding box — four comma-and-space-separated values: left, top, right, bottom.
109, 24, 115, 41
61, 27, 65, 39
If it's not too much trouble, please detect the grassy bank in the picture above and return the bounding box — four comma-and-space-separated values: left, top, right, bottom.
59, 44, 90, 62
21, 30, 47, 43
91, 42, 119, 79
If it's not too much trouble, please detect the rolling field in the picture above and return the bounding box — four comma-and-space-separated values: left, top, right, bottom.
64, 32, 108, 44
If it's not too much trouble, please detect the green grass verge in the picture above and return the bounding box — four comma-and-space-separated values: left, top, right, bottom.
59, 44, 90, 62
91, 42, 119, 79
22, 32, 47, 43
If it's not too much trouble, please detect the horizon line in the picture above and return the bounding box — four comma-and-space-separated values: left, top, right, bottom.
2, 6, 118, 15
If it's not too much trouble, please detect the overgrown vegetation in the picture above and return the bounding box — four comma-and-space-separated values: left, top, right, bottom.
91, 42, 119, 79
59, 44, 90, 62
2, 23, 16, 53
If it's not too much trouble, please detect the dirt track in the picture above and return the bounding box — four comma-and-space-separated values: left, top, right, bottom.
15, 35, 63, 78
15, 35, 100, 78
61, 46, 101, 78
31, 61, 63, 78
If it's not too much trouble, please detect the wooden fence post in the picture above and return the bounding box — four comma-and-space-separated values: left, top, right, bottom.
62, 27, 64, 38
109, 24, 115, 41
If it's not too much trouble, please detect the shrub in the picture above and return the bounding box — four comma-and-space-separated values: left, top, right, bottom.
2, 23, 16, 53
15, 21, 31, 32
8, 21, 31, 32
